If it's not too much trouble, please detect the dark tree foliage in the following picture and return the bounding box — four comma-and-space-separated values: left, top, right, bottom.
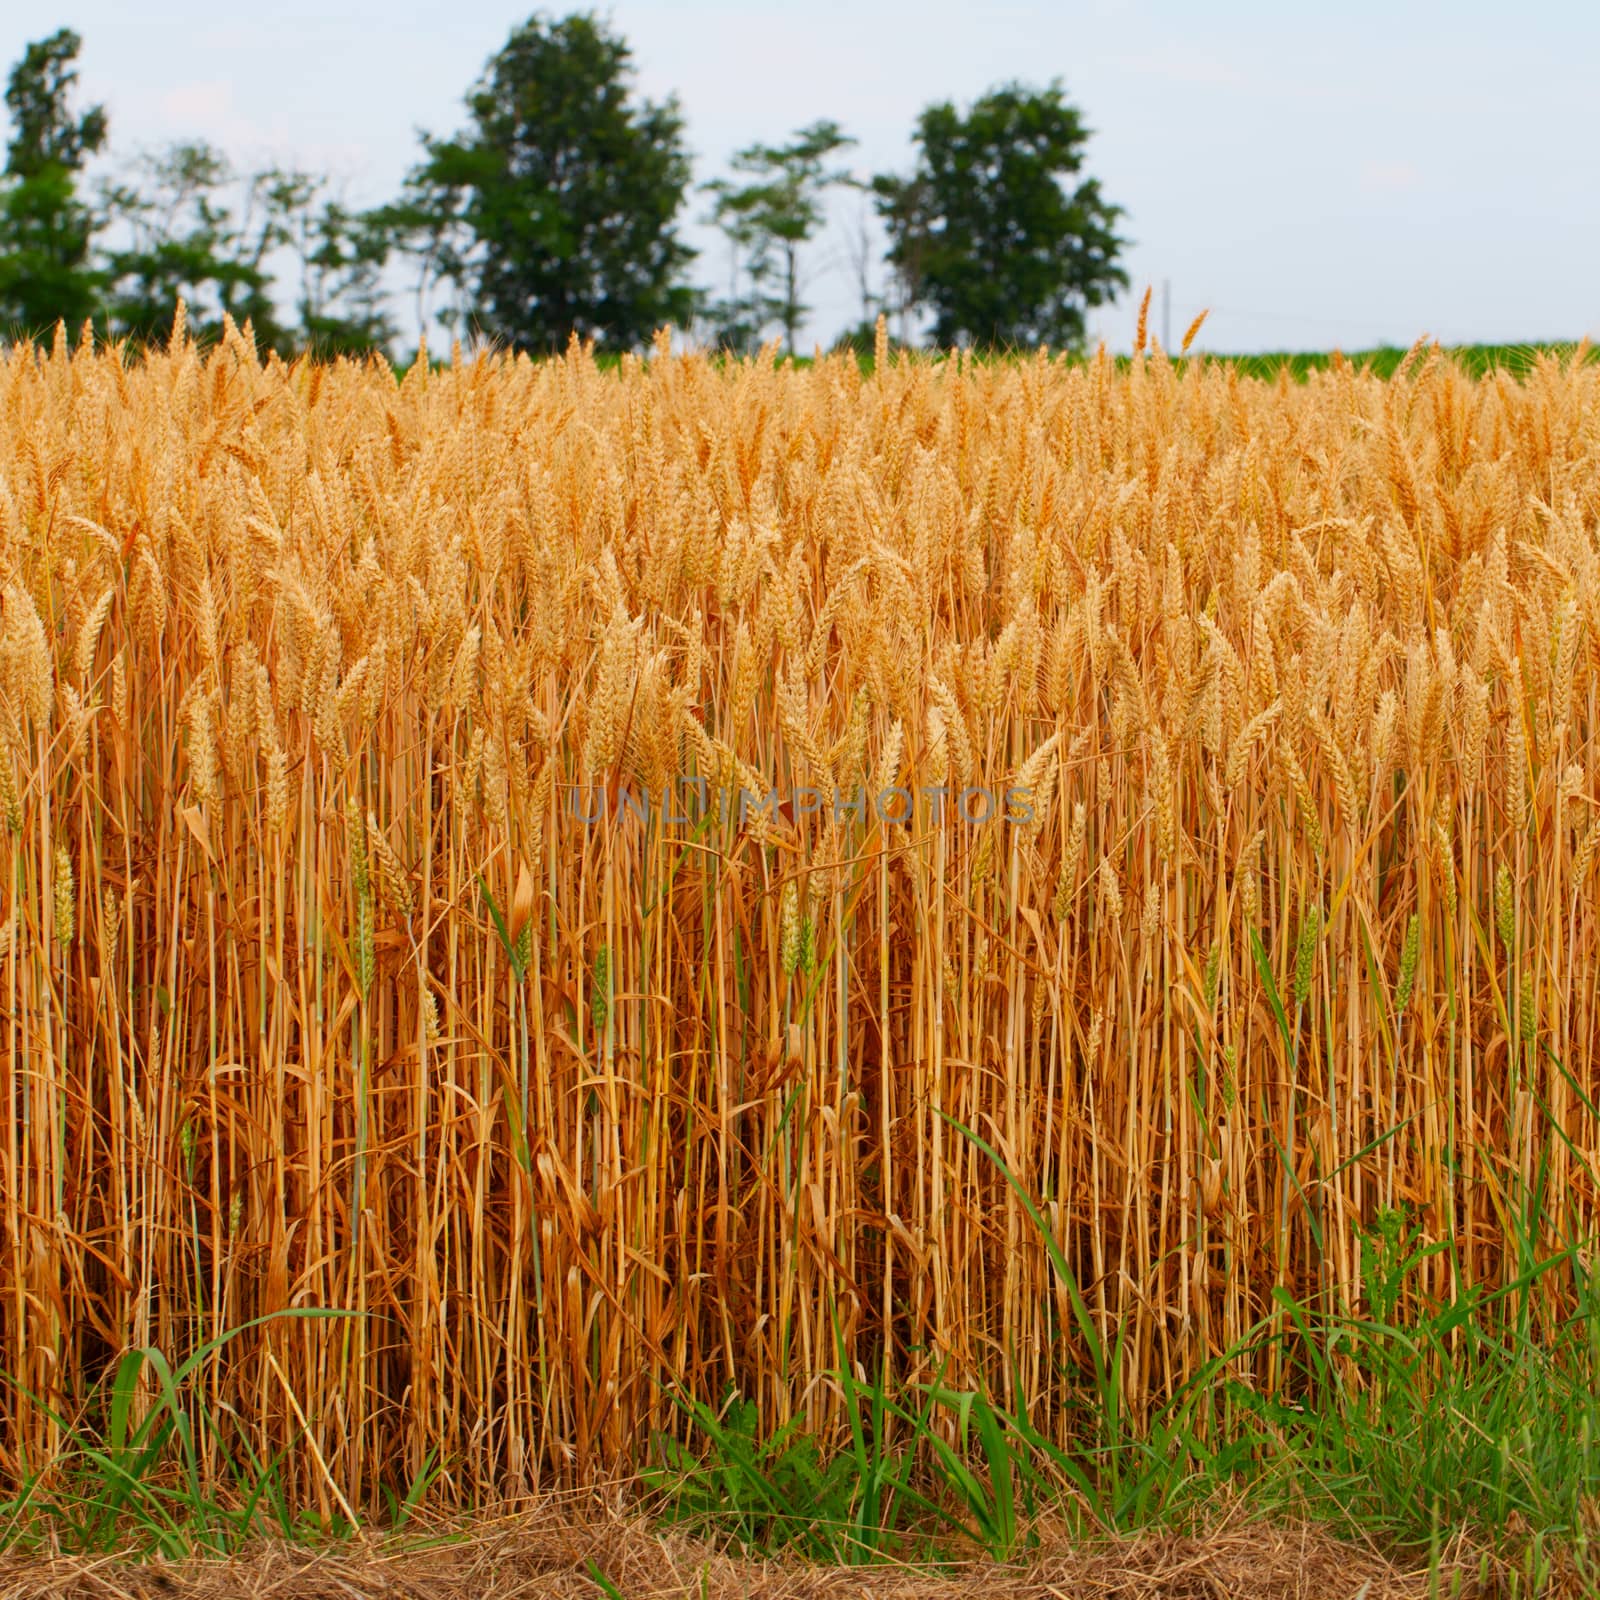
400, 12, 696, 351
0, 30, 107, 337
875, 82, 1128, 352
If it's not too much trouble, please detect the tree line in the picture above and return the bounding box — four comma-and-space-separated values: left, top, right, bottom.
0, 15, 1129, 358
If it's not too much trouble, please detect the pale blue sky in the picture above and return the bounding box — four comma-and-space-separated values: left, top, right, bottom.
4, 0, 1595, 352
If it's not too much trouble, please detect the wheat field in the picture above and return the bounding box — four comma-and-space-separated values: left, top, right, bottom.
0, 313, 1596, 1514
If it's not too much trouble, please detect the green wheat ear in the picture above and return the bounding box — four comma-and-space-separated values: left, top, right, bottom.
348, 802, 375, 995
1494, 863, 1514, 949
591, 943, 610, 1035
779, 880, 801, 979
1292, 903, 1321, 1007
1395, 912, 1420, 1012
355, 892, 375, 998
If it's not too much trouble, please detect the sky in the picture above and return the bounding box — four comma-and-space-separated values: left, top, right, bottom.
4, 0, 1596, 354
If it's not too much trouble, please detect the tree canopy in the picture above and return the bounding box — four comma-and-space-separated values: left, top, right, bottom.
101, 145, 393, 356
703, 120, 854, 355
400, 12, 697, 351
0, 29, 106, 337
875, 82, 1127, 352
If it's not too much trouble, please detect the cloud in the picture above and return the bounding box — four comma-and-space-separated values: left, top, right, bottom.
1360, 160, 1422, 192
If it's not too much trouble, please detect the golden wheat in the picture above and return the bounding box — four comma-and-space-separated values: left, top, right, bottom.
0, 315, 1596, 1511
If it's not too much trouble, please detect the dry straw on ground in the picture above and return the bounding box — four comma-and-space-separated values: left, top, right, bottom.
0, 1511, 1490, 1599
0, 313, 1596, 1510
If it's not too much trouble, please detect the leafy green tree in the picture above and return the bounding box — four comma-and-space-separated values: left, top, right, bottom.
870, 169, 932, 345
271, 187, 395, 357
368, 169, 470, 345
875, 83, 1127, 352
100, 147, 394, 355
399, 12, 696, 351
293, 202, 395, 357
99, 143, 287, 348
0, 30, 108, 338
703, 120, 854, 355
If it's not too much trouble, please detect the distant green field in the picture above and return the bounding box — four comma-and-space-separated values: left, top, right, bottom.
796, 338, 1600, 379
522, 337, 1600, 380
1194, 341, 1596, 380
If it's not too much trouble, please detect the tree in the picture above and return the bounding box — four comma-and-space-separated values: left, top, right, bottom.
875, 83, 1127, 352
870, 170, 933, 347
99, 143, 288, 348
400, 12, 696, 351
839, 180, 883, 335
252, 177, 394, 358
0, 30, 107, 337
291, 200, 395, 357
100, 146, 394, 355
703, 120, 854, 355
369, 170, 469, 347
